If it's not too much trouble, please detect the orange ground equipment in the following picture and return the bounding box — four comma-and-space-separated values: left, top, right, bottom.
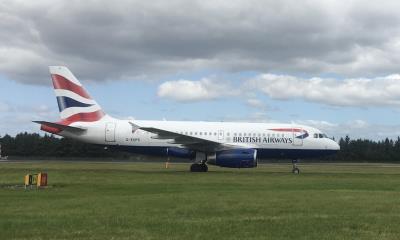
24, 172, 48, 189
37, 173, 48, 187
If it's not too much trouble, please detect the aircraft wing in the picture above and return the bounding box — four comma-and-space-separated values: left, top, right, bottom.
129, 122, 243, 153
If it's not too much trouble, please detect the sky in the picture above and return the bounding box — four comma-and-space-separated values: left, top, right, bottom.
1, 0, 400, 140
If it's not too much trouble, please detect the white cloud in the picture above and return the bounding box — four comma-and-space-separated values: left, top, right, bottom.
0, 103, 58, 136
2, 1, 400, 84
246, 73, 400, 107
295, 119, 339, 130
159, 72, 400, 108
0, 102, 11, 112
246, 98, 265, 109
157, 78, 236, 102
293, 119, 400, 140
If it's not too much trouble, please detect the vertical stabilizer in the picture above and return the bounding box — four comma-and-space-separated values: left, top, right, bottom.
49, 66, 105, 124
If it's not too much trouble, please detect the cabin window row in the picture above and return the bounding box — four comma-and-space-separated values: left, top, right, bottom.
178, 132, 219, 136
175, 131, 285, 138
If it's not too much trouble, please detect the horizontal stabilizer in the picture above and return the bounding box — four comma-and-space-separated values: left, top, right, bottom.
33, 121, 87, 133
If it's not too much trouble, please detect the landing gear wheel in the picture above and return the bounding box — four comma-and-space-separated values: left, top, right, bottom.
201, 164, 208, 172
291, 159, 300, 174
292, 167, 300, 174
190, 163, 199, 172
190, 163, 208, 172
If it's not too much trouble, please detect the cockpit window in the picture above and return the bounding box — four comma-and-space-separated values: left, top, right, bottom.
314, 133, 328, 138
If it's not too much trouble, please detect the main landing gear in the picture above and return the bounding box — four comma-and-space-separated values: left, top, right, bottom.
190, 152, 209, 172
190, 163, 208, 172
292, 159, 300, 174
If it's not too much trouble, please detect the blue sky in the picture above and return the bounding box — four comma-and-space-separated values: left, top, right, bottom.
1, 71, 400, 140
1, 1, 400, 140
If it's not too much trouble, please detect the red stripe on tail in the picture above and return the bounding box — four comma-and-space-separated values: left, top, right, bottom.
40, 124, 62, 134
60, 110, 105, 125
40, 110, 105, 134
51, 74, 92, 99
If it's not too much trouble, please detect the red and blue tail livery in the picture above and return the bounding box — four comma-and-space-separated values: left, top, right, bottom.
38, 67, 105, 134
34, 66, 339, 173
49, 66, 105, 124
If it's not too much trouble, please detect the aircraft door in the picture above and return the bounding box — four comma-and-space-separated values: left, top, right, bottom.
292, 128, 303, 146
105, 122, 116, 142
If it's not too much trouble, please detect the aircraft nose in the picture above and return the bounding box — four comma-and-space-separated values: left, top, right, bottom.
330, 140, 340, 151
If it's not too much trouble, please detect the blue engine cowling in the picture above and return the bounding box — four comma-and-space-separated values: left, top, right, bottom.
209, 149, 257, 168
166, 147, 196, 159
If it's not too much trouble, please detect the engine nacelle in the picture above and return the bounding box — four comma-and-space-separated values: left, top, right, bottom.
208, 149, 257, 168
166, 147, 196, 159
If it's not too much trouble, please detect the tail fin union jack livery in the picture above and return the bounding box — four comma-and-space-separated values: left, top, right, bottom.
34, 66, 339, 173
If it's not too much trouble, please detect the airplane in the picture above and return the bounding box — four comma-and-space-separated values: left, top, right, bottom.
34, 66, 340, 173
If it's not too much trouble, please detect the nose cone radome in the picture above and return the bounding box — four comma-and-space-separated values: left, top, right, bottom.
329, 140, 340, 151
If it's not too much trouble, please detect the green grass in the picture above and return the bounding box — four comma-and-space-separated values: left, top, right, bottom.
1, 161, 400, 240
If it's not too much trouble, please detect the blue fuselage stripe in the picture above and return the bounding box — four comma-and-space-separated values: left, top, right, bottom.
107, 145, 338, 159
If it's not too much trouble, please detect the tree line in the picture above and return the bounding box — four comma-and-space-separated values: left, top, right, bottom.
0, 132, 130, 159
1, 132, 400, 162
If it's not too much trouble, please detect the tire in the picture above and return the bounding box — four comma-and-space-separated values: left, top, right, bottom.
292, 167, 300, 174
201, 164, 208, 172
190, 164, 199, 172
190, 163, 208, 172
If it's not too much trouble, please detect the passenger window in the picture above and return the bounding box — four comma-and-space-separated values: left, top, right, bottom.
214, 132, 217, 136
234, 133, 237, 137
239, 133, 242, 137
314, 133, 318, 138
244, 133, 246, 137
199, 132, 202, 135
195, 132, 197, 135
319, 133, 323, 138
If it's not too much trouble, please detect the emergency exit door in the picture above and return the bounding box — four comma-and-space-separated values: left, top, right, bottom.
105, 122, 116, 142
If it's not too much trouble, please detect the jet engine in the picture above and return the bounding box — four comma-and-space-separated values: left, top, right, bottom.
166, 147, 196, 159
208, 149, 257, 168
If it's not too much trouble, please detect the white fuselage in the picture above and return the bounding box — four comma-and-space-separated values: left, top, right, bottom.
60, 115, 340, 159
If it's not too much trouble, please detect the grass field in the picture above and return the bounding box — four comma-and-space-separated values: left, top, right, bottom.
1, 161, 400, 240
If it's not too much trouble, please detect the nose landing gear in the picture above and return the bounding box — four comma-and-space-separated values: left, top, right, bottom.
292, 159, 300, 174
